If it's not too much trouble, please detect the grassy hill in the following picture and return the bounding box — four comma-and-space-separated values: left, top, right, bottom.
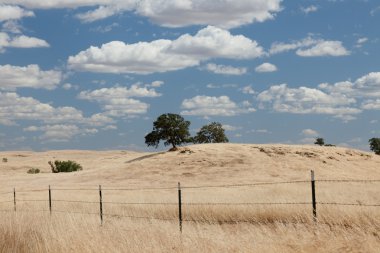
0, 144, 379, 252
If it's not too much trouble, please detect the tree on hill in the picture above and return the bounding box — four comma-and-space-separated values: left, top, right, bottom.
314, 137, 325, 146
145, 113, 191, 150
193, 122, 229, 144
369, 138, 380, 155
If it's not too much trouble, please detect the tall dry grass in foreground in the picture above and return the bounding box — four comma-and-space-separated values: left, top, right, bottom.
0, 205, 379, 253
1, 144, 380, 252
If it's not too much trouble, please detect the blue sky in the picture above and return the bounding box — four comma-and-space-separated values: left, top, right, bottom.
0, 0, 379, 151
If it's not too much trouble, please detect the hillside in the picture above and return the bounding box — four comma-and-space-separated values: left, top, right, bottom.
1, 144, 380, 253
0, 143, 379, 189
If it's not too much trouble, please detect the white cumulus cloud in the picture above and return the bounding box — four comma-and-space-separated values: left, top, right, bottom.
257, 83, 360, 120
257, 71, 380, 121
270, 36, 350, 57
0, 5, 34, 21
300, 5, 318, 14
181, 95, 255, 117
0, 32, 49, 51
301, 129, 319, 137
296, 41, 350, 57
0, 64, 61, 90
136, 0, 282, 29
255, 62, 277, 73
203, 63, 247, 75
78, 84, 161, 117
0, 91, 114, 141
68, 26, 264, 74
1, 0, 282, 28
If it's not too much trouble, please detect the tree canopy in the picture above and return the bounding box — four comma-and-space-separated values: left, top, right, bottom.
145, 113, 191, 149
314, 137, 325, 146
369, 138, 380, 155
194, 122, 229, 144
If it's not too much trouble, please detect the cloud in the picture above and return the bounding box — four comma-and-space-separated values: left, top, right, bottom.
270, 36, 350, 57
89, 22, 120, 33
2, 0, 282, 28
357, 37, 368, 44
301, 129, 319, 137
255, 62, 277, 73
269, 37, 319, 55
206, 83, 238, 89
0, 0, 114, 9
181, 95, 255, 117
240, 85, 255, 94
136, 0, 282, 29
223, 124, 242, 131
246, 129, 271, 134
78, 84, 161, 117
257, 83, 360, 120
300, 5, 318, 14
296, 41, 350, 57
361, 99, 380, 110
7, 35, 49, 47
355, 37, 369, 48
257, 71, 380, 120
0, 64, 61, 90
0, 5, 34, 21
1, 20, 23, 34
0, 32, 49, 51
0, 91, 112, 126
0, 91, 113, 141
203, 63, 247, 75
299, 137, 316, 144
370, 6, 380, 16
24, 124, 100, 142
354, 72, 380, 97
68, 26, 264, 74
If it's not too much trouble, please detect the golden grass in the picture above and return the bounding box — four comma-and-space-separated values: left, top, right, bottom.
0, 206, 379, 253
1, 144, 380, 252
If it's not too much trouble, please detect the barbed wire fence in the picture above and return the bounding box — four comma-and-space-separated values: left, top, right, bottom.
0, 170, 380, 232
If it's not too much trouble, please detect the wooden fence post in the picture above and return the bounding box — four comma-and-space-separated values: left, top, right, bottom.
99, 185, 103, 225
178, 182, 182, 233
311, 170, 317, 221
13, 188, 16, 212
49, 185, 52, 214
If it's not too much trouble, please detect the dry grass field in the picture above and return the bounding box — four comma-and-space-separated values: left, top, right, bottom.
0, 143, 380, 252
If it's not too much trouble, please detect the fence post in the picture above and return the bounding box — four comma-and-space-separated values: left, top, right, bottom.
99, 185, 103, 225
13, 188, 16, 212
49, 185, 52, 214
178, 182, 182, 233
311, 170, 317, 222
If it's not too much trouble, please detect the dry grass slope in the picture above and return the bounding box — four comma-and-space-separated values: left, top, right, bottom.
0, 143, 379, 252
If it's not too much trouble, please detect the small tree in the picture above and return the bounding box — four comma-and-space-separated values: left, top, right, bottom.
314, 137, 325, 146
145, 113, 191, 149
369, 138, 380, 155
194, 122, 229, 144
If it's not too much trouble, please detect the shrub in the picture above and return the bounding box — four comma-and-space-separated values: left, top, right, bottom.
48, 160, 83, 173
369, 138, 380, 155
27, 168, 40, 174
314, 137, 325, 146
2, 158, 7, 163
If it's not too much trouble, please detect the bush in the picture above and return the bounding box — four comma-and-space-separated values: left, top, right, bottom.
369, 138, 380, 155
2, 158, 8, 163
48, 160, 83, 173
27, 168, 40, 174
